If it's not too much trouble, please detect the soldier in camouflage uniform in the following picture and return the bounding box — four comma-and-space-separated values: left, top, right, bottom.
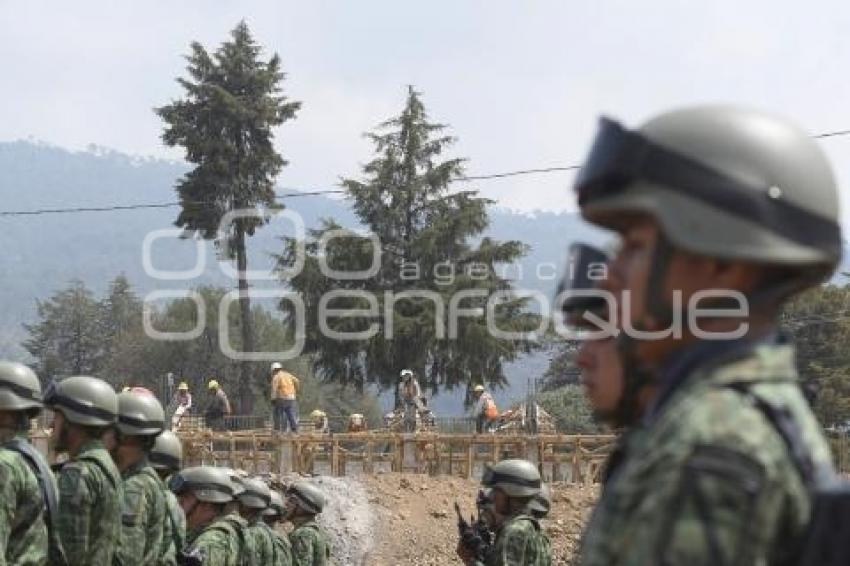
263, 490, 294, 564
0, 361, 65, 565
574, 106, 842, 564
235, 476, 287, 565
45, 375, 123, 565
112, 390, 174, 565
171, 466, 243, 565
151, 430, 187, 555
458, 459, 551, 566
284, 482, 331, 566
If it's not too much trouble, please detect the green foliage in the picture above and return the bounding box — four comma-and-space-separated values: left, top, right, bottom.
278, 87, 539, 399
782, 283, 850, 427
536, 384, 603, 433
541, 341, 581, 391
21, 278, 382, 419
156, 21, 301, 411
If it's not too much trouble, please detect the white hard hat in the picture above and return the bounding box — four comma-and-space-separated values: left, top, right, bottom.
271, 362, 283, 371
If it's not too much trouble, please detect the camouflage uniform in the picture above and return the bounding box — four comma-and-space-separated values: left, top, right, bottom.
269, 526, 294, 566
477, 513, 550, 566
185, 514, 244, 566
246, 518, 290, 565
0, 436, 50, 565
289, 519, 331, 566
579, 341, 833, 565
56, 438, 122, 565
114, 458, 173, 566
165, 490, 186, 555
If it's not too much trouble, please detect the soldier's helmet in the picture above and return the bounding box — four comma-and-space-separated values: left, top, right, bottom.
556, 243, 610, 320
117, 390, 165, 436
263, 490, 286, 518
481, 459, 542, 498
150, 430, 183, 472
238, 477, 271, 510
44, 375, 118, 427
528, 483, 551, 518
575, 106, 842, 288
286, 481, 326, 515
0, 361, 43, 417
170, 466, 234, 504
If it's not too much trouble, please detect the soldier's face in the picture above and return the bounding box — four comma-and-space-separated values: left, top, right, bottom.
50, 410, 68, 451
576, 337, 623, 421
607, 219, 657, 327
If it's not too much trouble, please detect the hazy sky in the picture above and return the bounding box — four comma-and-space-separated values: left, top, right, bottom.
3, 1, 850, 224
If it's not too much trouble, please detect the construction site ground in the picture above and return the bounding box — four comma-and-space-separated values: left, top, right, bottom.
296, 472, 597, 565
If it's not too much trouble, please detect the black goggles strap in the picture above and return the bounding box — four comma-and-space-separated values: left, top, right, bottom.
576, 118, 840, 254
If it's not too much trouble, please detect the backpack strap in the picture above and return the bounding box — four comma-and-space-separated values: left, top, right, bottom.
5, 438, 69, 566
78, 450, 121, 491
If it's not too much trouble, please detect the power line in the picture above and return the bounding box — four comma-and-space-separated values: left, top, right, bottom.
3, 126, 850, 217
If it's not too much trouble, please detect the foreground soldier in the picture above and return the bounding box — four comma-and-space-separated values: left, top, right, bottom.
236, 477, 284, 565
0, 361, 66, 565
263, 490, 294, 562
575, 107, 842, 564
45, 375, 122, 565
284, 482, 331, 566
151, 430, 187, 557
113, 390, 174, 565
458, 459, 551, 565
171, 466, 242, 565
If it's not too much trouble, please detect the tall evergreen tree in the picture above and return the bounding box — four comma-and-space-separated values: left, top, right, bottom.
156, 21, 300, 412
23, 280, 103, 379
278, 87, 538, 399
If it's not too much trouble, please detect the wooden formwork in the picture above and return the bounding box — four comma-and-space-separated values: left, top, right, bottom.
177, 430, 617, 482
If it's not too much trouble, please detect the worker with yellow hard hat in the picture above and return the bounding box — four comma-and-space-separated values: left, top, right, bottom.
203, 378, 231, 431
472, 383, 498, 434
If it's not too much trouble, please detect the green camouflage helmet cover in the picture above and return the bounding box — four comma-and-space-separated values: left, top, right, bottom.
150, 430, 182, 471
116, 390, 165, 436
576, 106, 841, 278
287, 481, 326, 514
0, 361, 42, 415
170, 466, 234, 504
45, 375, 118, 426
482, 459, 542, 498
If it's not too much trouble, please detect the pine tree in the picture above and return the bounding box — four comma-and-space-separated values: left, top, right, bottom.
156, 21, 300, 412
279, 87, 539, 399
23, 280, 103, 378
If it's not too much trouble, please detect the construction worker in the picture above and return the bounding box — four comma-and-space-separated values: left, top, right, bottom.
347, 413, 366, 433
170, 381, 192, 429
472, 385, 498, 434
170, 466, 242, 564
574, 107, 842, 564
310, 409, 329, 434
44, 375, 122, 565
271, 362, 300, 433
151, 431, 187, 557
204, 379, 231, 431
398, 369, 423, 410
284, 481, 332, 565
263, 490, 294, 561
458, 459, 551, 565
112, 390, 174, 565
0, 361, 66, 565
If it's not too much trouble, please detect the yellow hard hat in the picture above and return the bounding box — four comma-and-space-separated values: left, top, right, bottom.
310, 409, 326, 418
473, 385, 485, 393
178, 382, 189, 391
208, 379, 219, 390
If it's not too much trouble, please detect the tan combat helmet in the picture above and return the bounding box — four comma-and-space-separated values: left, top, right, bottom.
481, 459, 542, 498
169, 466, 235, 504
287, 481, 326, 515
117, 390, 165, 437
0, 361, 43, 417
150, 430, 182, 472
575, 106, 841, 287
44, 375, 118, 427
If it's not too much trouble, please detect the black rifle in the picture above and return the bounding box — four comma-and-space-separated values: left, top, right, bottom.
455, 501, 487, 562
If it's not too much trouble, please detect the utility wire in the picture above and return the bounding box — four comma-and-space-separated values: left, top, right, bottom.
3, 126, 850, 217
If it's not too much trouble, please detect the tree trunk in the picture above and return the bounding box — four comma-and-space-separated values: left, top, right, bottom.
234, 223, 255, 415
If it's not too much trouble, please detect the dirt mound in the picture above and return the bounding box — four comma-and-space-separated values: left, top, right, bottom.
360, 473, 597, 566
